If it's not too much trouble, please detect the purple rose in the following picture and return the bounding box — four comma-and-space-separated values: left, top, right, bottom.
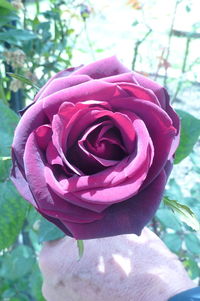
11, 56, 180, 239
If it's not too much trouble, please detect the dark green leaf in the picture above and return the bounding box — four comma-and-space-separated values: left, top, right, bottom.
38, 217, 65, 243
0, 181, 28, 250
0, 8, 18, 27
77, 240, 84, 260
163, 233, 182, 253
163, 197, 200, 231
185, 233, 200, 255
7, 73, 40, 91
174, 110, 200, 164
0, 101, 19, 156
0, 0, 16, 11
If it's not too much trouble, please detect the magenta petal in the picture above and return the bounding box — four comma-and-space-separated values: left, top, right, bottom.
133, 72, 167, 109
34, 65, 82, 102
71, 119, 154, 203
61, 170, 167, 239
102, 72, 138, 84
23, 132, 105, 223
43, 80, 121, 121
11, 149, 38, 207
46, 141, 63, 166
35, 125, 52, 150
110, 97, 176, 185
36, 75, 91, 101
12, 100, 48, 167
73, 56, 130, 79
118, 82, 160, 106
44, 166, 110, 213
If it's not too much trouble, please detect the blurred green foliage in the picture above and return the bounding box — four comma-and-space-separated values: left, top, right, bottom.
0, 0, 200, 300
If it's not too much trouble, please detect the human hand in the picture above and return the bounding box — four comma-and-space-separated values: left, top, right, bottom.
39, 228, 195, 301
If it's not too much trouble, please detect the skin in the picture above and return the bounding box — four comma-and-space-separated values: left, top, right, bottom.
39, 228, 195, 301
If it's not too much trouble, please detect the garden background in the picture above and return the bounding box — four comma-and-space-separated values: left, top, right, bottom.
0, 0, 200, 300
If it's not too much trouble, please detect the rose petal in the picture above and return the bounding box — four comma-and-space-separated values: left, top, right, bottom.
118, 82, 160, 106
23, 132, 105, 222
109, 97, 176, 185
102, 72, 138, 84
133, 72, 167, 109
34, 65, 82, 102
36, 75, 91, 101
73, 56, 130, 79
11, 149, 38, 207
35, 125, 52, 150
43, 80, 125, 121
44, 166, 110, 213
12, 100, 48, 168
60, 170, 167, 239
57, 118, 154, 204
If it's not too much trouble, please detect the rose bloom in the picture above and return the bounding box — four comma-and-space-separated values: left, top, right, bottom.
11, 56, 180, 239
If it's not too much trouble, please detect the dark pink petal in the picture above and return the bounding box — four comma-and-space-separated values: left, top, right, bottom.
23, 132, 105, 222
102, 72, 138, 84
133, 72, 180, 144
73, 56, 130, 79
46, 141, 63, 166
133, 72, 167, 109
79, 121, 127, 164
11, 149, 38, 207
43, 80, 123, 121
44, 166, 110, 213
94, 110, 136, 154
118, 82, 160, 106
110, 97, 176, 186
60, 170, 167, 239
66, 118, 154, 202
36, 75, 91, 101
12, 100, 48, 168
34, 65, 82, 102
35, 125, 52, 150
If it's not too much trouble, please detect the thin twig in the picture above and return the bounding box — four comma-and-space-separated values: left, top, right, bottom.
163, 0, 180, 87
132, 28, 152, 70
172, 37, 191, 103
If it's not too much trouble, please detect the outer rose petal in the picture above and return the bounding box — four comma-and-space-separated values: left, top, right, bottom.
34, 65, 82, 102
73, 56, 130, 79
60, 170, 167, 239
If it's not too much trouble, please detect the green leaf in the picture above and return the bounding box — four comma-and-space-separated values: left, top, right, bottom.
185, 233, 200, 255
0, 156, 11, 181
7, 73, 40, 91
0, 8, 18, 27
0, 101, 19, 156
38, 217, 65, 243
184, 257, 200, 279
29, 263, 46, 301
163, 233, 182, 253
0, 245, 35, 280
156, 208, 181, 230
0, 181, 28, 250
174, 110, 200, 164
77, 240, 84, 260
0, 29, 37, 45
163, 197, 200, 231
0, 0, 16, 11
